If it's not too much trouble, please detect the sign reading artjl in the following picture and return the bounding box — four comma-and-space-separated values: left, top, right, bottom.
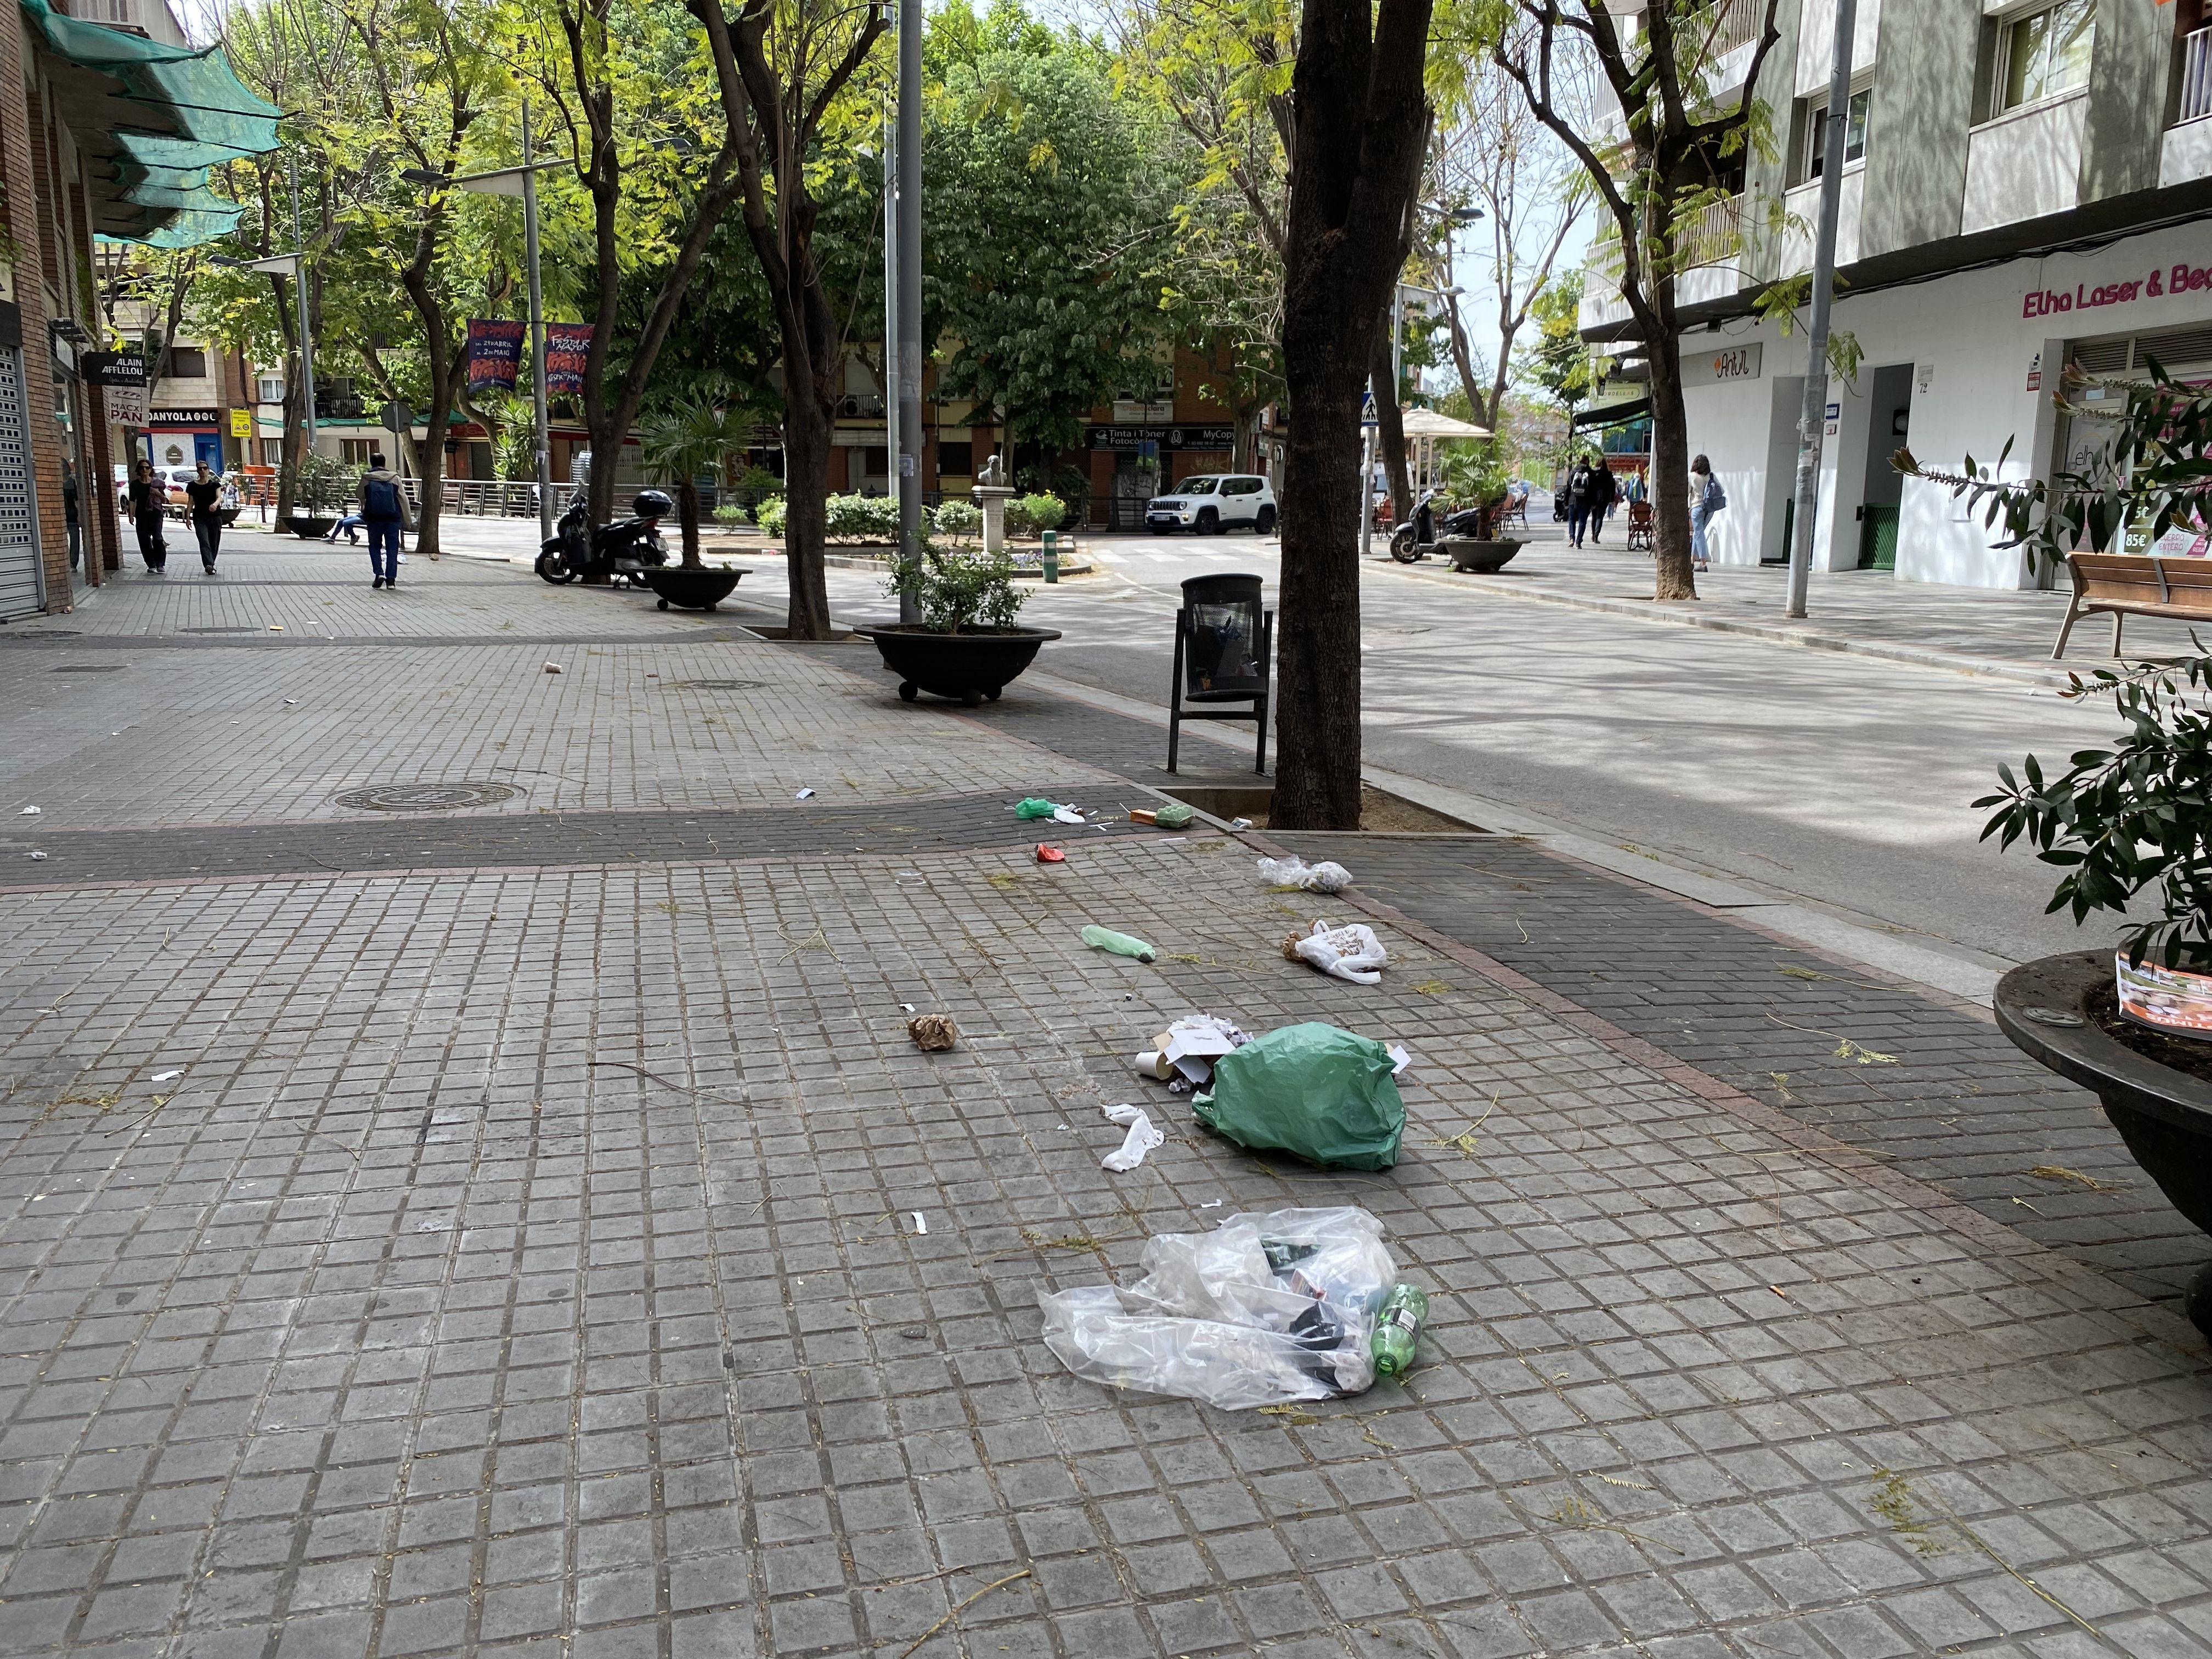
1678, 341, 1760, 386
466, 318, 526, 394
2024, 260, 2212, 319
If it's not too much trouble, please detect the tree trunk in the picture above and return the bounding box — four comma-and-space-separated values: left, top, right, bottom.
275, 348, 303, 521
415, 402, 449, 560
1373, 334, 1412, 522
1272, 0, 1434, 832
678, 475, 701, 566
782, 397, 832, 636
1641, 284, 1696, 601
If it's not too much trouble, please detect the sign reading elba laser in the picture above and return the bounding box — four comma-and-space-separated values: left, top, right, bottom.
2024, 262, 2212, 319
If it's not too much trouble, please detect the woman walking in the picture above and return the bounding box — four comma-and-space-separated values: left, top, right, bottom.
185, 460, 224, 574
127, 459, 166, 572
1690, 455, 1726, 572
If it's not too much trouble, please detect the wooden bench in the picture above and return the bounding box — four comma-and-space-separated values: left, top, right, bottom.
2053, 551, 2212, 658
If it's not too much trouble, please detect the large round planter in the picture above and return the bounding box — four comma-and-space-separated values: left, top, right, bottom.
851, 624, 1063, 707
285, 515, 337, 539
1995, 950, 2212, 1333
641, 566, 747, 611
1445, 538, 1523, 573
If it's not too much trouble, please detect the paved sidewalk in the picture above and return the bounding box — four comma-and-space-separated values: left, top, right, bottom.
1393, 542, 2212, 686
3, 545, 2210, 1659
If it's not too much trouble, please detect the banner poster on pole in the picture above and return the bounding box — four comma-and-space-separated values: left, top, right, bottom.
544, 323, 593, 396
466, 319, 526, 394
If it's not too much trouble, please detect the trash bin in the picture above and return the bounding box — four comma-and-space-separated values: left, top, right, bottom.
1180, 572, 1266, 697
1170, 572, 1271, 775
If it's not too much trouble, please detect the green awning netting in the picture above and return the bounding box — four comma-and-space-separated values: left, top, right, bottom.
24, 0, 279, 247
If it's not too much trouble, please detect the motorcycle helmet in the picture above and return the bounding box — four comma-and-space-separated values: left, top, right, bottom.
632, 489, 674, 520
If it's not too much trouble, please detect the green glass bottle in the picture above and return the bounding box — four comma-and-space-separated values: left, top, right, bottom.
1370, 1283, 1428, 1378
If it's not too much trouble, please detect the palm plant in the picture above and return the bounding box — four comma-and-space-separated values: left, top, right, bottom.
641, 398, 755, 567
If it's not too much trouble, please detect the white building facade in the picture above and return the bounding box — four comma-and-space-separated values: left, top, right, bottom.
1582, 0, 2212, 588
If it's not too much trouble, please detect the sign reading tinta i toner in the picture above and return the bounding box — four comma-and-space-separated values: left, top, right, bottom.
2024, 259, 2212, 319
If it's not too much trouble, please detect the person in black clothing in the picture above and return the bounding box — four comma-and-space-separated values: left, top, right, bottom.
1582, 456, 1618, 546
127, 459, 166, 572
62, 460, 79, 569
185, 461, 223, 573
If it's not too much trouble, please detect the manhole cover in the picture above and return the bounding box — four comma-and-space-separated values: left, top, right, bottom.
332, 781, 522, 812
51, 665, 124, 673
667, 679, 766, 691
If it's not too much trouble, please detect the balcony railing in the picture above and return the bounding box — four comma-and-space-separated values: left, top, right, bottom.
1585, 193, 1742, 282
1699, 0, 1761, 63
2182, 25, 2212, 124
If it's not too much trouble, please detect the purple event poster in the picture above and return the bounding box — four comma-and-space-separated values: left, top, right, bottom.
545, 323, 592, 395
465, 319, 526, 394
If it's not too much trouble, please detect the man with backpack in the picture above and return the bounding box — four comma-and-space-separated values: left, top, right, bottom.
359, 454, 414, 590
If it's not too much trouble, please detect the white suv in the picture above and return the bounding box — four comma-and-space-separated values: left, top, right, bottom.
1147, 473, 1277, 535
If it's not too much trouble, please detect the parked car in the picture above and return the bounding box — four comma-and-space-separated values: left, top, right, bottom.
160, 466, 199, 511
1146, 473, 1277, 535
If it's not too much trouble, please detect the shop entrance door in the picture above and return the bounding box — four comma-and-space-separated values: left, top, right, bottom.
1855, 363, 1914, 571
193, 431, 222, 470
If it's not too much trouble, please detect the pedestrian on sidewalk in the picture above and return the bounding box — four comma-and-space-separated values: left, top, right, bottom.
62, 460, 79, 570
324, 505, 364, 545
1584, 456, 1618, 546
360, 453, 413, 589
1565, 459, 1594, 548
127, 459, 165, 572
1690, 455, 1726, 572
185, 460, 224, 574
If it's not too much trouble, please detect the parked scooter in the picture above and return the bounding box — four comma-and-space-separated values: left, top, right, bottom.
1389, 489, 1485, 563
535, 490, 674, 586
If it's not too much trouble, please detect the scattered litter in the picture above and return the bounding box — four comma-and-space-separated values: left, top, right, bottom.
794, 788, 815, 800
1133, 1014, 1253, 1087
1039, 1206, 1403, 1408
27, 851, 46, 861
1256, 855, 1352, 894
1387, 1044, 1412, 1075
1153, 802, 1195, 830
2029, 1164, 2128, 1192
1128, 808, 1158, 825
19, 806, 39, 815
1371, 1283, 1429, 1376
900, 1002, 916, 1013
1282, 919, 1389, 984
1082, 924, 1157, 963
1167, 1078, 1189, 1094
1229, 817, 1253, 831
1036, 843, 1065, 864
1193, 1023, 1407, 1171
1200, 1199, 1224, 1209
283, 699, 298, 706
906, 1014, 958, 1052
544, 662, 563, 674
1013, 797, 1059, 820
1052, 805, 1085, 825
149, 1070, 183, 1083
912, 1212, 928, 1235
1099, 1103, 1164, 1172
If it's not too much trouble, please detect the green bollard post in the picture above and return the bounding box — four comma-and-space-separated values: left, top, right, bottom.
1042, 528, 1058, 584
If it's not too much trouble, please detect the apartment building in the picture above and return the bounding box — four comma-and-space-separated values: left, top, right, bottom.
1581, 0, 2212, 586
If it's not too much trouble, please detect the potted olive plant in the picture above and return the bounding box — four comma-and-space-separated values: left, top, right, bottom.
853, 543, 1062, 706
1904, 362, 2212, 1331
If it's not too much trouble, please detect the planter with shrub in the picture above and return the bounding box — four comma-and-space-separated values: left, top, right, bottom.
1910, 364, 2212, 1332
853, 543, 1060, 706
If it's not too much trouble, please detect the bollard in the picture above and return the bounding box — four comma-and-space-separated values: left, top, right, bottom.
1042, 528, 1059, 584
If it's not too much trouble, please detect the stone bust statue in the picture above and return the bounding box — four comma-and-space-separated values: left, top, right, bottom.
976, 453, 1006, 488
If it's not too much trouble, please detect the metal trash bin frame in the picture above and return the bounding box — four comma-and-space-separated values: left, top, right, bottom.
1168, 574, 1273, 775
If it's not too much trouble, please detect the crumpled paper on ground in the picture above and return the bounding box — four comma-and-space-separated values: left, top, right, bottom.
1099, 1103, 1164, 1171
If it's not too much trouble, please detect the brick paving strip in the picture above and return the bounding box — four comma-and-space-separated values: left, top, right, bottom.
2, 549, 2210, 1658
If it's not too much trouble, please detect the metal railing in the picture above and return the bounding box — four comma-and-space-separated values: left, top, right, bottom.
1585, 193, 1741, 282
2183, 25, 2212, 125
1699, 0, 1761, 63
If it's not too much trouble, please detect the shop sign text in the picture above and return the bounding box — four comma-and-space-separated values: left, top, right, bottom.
2023, 261, 2212, 319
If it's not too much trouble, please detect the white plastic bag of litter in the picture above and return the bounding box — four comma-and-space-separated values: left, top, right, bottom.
1290, 919, 1389, 984
1256, 855, 1353, 894
1038, 1207, 1397, 1410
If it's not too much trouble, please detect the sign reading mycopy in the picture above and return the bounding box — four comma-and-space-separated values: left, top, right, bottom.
2024, 261, 2212, 319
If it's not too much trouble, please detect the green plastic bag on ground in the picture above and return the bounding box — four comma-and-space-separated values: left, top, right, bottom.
1192, 1023, 1405, 1171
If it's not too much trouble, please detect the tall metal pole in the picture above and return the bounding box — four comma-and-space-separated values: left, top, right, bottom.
522, 98, 554, 543
286, 153, 317, 460
895, 0, 923, 625
1357, 391, 1376, 560
882, 97, 900, 515
1784, 0, 1858, 620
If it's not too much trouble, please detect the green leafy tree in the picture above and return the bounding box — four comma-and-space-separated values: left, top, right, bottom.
1524, 269, 1590, 414
641, 396, 758, 565
924, 42, 1170, 461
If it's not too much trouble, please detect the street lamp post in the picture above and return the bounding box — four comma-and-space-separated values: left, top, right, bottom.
287, 155, 315, 462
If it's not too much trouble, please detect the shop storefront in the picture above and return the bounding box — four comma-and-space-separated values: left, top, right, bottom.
144, 408, 222, 472
1676, 218, 2212, 588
